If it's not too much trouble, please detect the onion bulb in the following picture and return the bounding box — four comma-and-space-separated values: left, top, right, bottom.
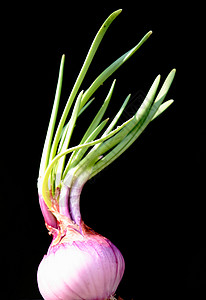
37, 9, 175, 300
37, 214, 125, 300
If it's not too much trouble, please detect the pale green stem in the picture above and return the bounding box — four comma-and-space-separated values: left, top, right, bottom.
38, 54, 65, 178
80, 31, 152, 109
55, 91, 83, 187
90, 70, 176, 177
62, 80, 116, 176
41, 117, 132, 208
48, 10, 122, 164
62, 119, 109, 178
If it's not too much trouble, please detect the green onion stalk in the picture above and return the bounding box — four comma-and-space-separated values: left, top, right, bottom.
37, 9, 175, 300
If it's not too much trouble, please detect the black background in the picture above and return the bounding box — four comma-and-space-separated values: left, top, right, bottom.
2, 1, 206, 299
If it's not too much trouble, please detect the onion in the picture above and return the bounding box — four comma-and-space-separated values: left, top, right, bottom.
37, 9, 175, 300
37, 218, 125, 300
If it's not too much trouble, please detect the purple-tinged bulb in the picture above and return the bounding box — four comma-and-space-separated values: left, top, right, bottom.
37, 214, 125, 300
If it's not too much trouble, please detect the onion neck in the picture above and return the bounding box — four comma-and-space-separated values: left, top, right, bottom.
68, 167, 92, 227
38, 166, 93, 235
47, 210, 100, 252
38, 194, 58, 229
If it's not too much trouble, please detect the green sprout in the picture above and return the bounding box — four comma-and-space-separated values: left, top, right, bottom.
37, 9, 175, 213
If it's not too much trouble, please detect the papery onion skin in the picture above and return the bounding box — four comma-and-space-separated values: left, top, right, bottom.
37, 221, 125, 300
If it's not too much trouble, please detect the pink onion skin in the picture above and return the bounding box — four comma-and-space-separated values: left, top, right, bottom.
37, 219, 125, 300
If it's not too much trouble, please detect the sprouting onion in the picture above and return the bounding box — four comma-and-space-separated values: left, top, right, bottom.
37, 9, 175, 300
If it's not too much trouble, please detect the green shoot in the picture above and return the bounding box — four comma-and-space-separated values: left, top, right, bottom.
38, 9, 175, 213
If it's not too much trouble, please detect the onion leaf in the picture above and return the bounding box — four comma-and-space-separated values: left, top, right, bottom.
39, 54, 65, 177
38, 10, 175, 214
